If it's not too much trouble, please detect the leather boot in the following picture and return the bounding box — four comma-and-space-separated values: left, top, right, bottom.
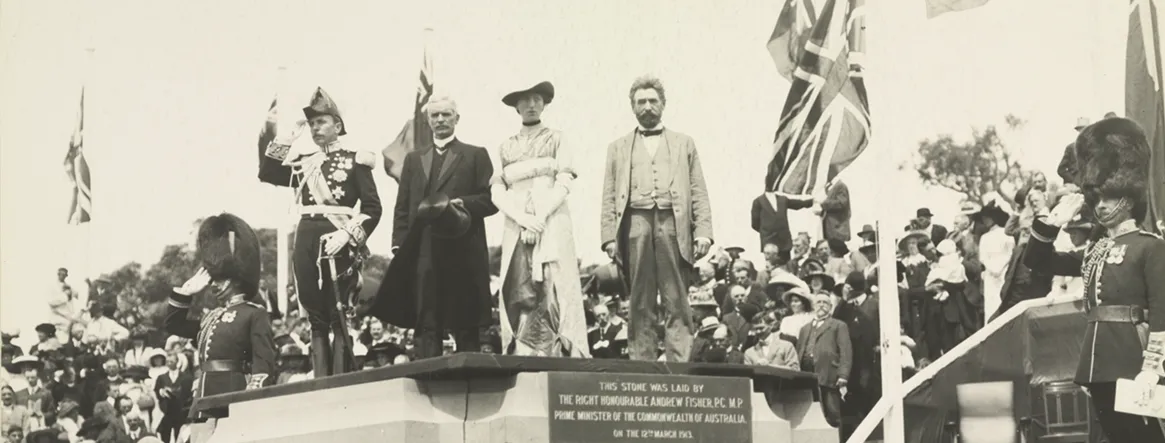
331, 326, 355, 374
310, 332, 332, 378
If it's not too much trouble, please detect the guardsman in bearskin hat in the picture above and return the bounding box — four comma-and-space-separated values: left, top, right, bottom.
164, 213, 276, 442
1024, 117, 1165, 443
259, 87, 382, 377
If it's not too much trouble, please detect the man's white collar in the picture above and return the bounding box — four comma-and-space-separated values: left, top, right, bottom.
434, 135, 455, 149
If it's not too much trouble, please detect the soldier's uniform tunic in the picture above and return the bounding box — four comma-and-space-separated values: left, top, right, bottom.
164, 291, 277, 420
1027, 218, 1165, 442
287, 143, 381, 333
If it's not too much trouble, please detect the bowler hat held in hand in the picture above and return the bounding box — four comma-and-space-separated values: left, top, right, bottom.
417, 193, 472, 238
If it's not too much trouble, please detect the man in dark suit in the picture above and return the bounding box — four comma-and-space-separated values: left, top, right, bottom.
833, 272, 880, 440
153, 351, 192, 443
797, 291, 852, 430
587, 305, 627, 359
915, 208, 949, 246
751, 191, 813, 254
817, 180, 851, 242
380, 95, 498, 359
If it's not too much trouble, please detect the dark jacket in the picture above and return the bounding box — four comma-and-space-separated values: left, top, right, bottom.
821, 181, 852, 242
370, 140, 498, 330
751, 193, 813, 252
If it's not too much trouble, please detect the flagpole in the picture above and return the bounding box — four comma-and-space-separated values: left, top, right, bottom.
275, 65, 291, 317
81, 47, 96, 296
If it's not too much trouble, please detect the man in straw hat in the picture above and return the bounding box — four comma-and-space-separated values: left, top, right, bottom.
796, 291, 851, 429
164, 213, 276, 442
369, 94, 497, 360
600, 75, 713, 362
260, 87, 382, 378
489, 79, 588, 357
1024, 118, 1165, 443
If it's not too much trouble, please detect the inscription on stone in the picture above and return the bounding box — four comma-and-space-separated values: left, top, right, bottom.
547, 372, 752, 443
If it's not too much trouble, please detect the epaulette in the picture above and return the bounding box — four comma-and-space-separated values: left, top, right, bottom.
354, 150, 377, 167
247, 301, 267, 309
1138, 230, 1164, 240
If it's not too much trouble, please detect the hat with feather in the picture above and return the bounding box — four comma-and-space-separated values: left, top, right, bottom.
196, 213, 262, 299
1073, 117, 1151, 220
303, 87, 347, 136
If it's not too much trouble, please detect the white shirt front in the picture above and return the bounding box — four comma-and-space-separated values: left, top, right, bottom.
434, 135, 455, 150
637, 124, 664, 157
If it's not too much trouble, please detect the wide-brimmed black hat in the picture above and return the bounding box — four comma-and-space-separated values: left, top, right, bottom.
302, 86, 347, 136
417, 193, 472, 239
121, 365, 149, 381
34, 323, 56, 336
502, 81, 555, 107
802, 270, 836, 290
972, 201, 1010, 227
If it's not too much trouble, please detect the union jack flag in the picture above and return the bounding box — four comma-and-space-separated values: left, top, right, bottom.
1126, 0, 1164, 233
382, 30, 435, 182
766, 0, 819, 80
765, 0, 869, 197
64, 88, 92, 224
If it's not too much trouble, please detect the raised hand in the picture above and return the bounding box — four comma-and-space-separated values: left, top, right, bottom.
1047, 193, 1086, 227
175, 268, 212, 296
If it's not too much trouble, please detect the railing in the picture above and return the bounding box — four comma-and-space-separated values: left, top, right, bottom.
844, 295, 1086, 443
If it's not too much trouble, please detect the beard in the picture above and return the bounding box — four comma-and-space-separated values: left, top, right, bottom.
636, 109, 661, 128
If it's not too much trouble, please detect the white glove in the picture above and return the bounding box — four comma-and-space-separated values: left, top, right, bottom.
175, 268, 211, 296
274, 119, 308, 147
521, 230, 540, 245
513, 213, 546, 234
1046, 193, 1086, 227
323, 230, 352, 255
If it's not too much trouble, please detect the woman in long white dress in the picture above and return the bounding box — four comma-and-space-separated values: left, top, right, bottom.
490, 81, 589, 357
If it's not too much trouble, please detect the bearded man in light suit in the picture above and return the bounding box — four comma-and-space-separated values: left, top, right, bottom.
600, 75, 714, 362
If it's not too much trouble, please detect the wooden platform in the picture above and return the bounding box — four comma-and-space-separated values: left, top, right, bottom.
193, 353, 819, 417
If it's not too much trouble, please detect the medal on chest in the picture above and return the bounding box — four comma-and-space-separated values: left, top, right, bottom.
1105, 244, 1127, 265
324, 153, 353, 199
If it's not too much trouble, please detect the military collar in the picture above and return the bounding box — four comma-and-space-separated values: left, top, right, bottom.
322, 140, 345, 155
1105, 219, 1139, 239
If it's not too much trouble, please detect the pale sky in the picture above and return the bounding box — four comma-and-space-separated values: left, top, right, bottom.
0, 0, 1133, 331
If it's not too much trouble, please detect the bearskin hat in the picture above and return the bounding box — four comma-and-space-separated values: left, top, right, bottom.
195, 213, 261, 298
1074, 117, 1151, 201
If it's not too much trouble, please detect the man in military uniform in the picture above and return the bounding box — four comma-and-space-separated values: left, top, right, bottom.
1025, 117, 1165, 443
260, 87, 382, 377
164, 213, 277, 443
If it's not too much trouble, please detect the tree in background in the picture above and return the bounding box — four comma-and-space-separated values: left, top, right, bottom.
904, 115, 1031, 206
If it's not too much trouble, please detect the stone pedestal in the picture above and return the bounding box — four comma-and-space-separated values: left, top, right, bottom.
196, 354, 837, 443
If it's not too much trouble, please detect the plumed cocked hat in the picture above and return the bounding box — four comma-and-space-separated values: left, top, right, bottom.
196, 213, 262, 298
303, 87, 347, 136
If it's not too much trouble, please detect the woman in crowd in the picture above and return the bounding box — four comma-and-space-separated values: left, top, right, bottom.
924, 240, 969, 357
778, 287, 814, 346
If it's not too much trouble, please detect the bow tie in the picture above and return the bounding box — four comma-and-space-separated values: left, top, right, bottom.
641, 129, 663, 137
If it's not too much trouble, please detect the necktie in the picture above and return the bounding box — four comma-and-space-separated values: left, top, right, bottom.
641, 129, 663, 137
